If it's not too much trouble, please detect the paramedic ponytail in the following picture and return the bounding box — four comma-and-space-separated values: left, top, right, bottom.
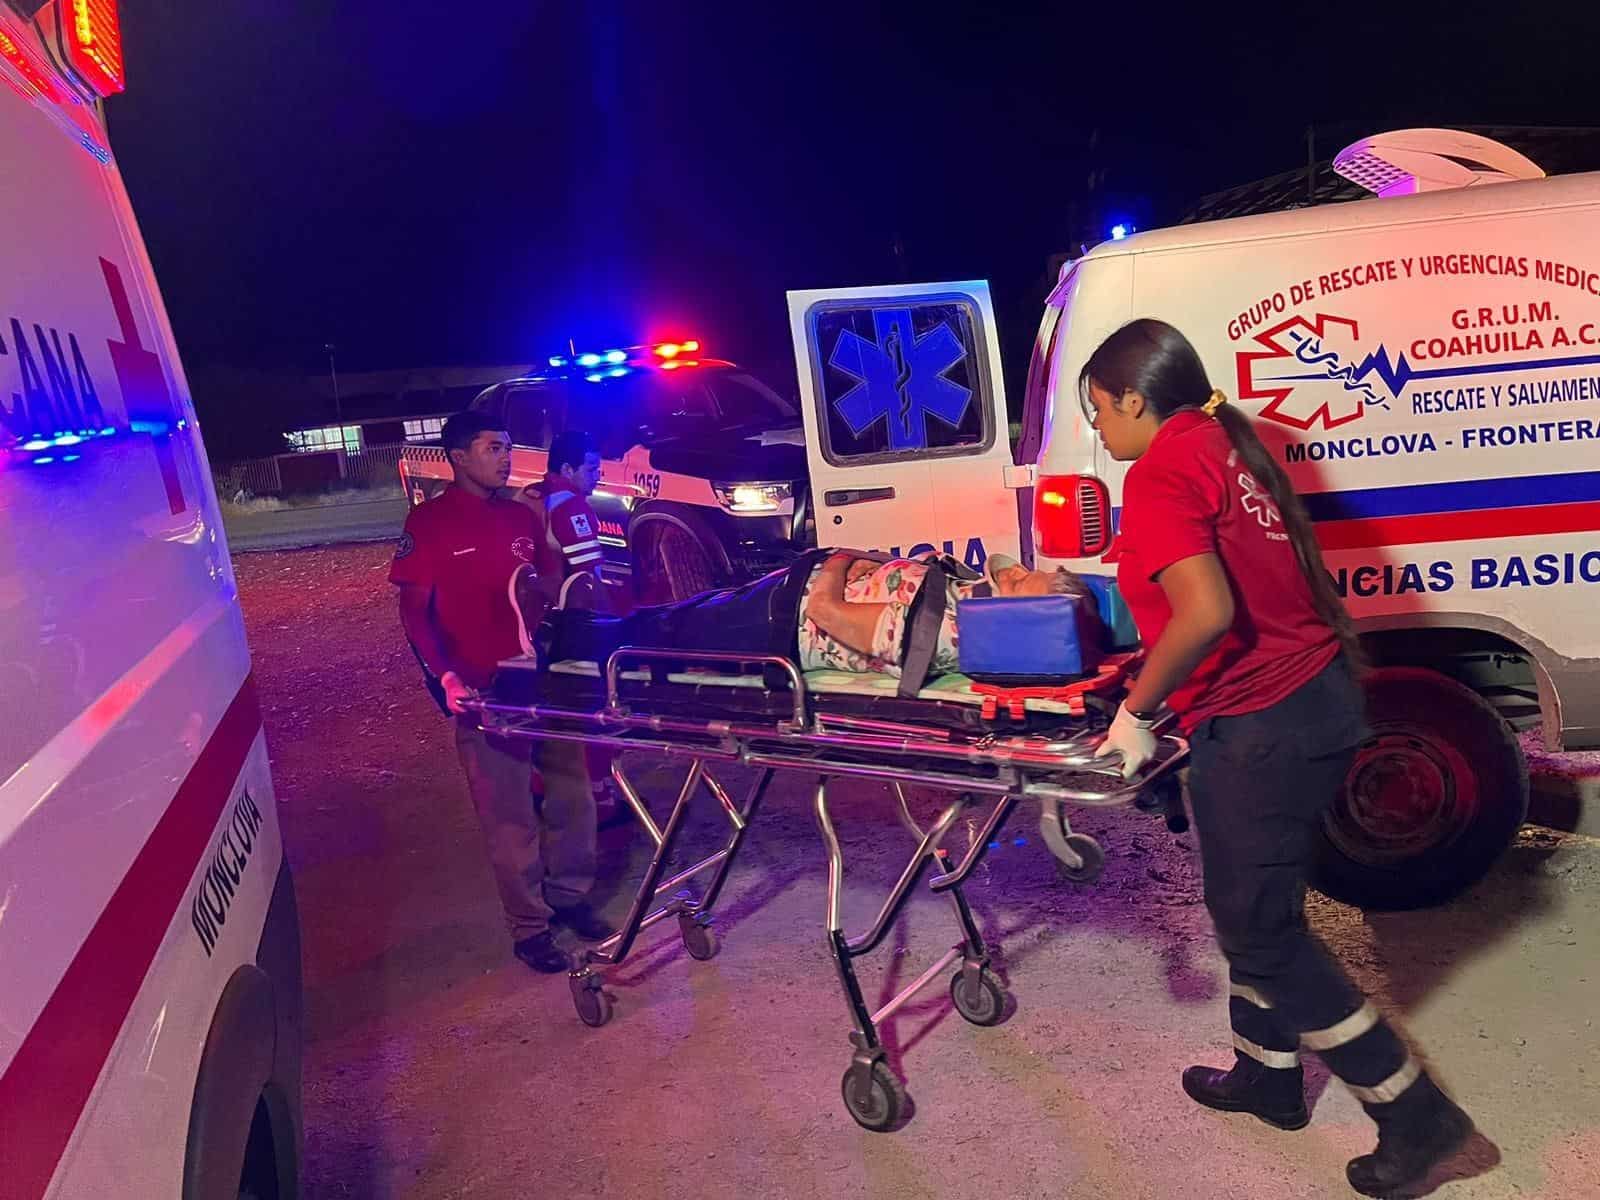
1081, 319, 1363, 669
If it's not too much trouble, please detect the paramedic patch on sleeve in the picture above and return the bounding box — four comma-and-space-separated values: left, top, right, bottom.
571, 513, 592, 538
394, 531, 415, 560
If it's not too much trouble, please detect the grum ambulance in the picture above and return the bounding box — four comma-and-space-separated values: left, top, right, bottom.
786, 130, 1600, 909
1, 5, 301, 1198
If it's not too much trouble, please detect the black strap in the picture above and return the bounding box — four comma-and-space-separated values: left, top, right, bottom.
897, 562, 949, 697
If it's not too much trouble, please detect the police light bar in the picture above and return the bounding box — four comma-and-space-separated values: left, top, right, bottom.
63, 0, 126, 96
547, 339, 706, 374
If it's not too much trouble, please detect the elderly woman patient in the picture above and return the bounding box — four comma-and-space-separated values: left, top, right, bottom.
800, 551, 1092, 676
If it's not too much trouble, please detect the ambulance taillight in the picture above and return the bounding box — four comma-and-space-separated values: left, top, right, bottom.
62, 0, 125, 96
1034, 474, 1110, 558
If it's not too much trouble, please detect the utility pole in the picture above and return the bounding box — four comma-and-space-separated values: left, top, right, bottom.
324, 343, 343, 432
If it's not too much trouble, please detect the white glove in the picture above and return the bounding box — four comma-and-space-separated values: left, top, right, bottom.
1095, 703, 1159, 779
441, 670, 479, 715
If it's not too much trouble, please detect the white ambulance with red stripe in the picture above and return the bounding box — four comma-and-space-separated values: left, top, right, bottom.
1, 5, 301, 1198
785, 131, 1600, 909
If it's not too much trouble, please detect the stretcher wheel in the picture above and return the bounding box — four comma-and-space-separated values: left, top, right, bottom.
1056, 833, 1105, 884
573, 981, 614, 1028
679, 915, 719, 961
949, 966, 1007, 1026
840, 1060, 905, 1132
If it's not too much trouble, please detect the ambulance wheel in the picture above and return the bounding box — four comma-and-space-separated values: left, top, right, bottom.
632, 512, 723, 604
1055, 833, 1105, 884
840, 1060, 906, 1132
949, 966, 1008, 1026
1313, 667, 1528, 911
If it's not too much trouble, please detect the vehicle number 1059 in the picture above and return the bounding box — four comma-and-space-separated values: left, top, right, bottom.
632, 472, 662, 498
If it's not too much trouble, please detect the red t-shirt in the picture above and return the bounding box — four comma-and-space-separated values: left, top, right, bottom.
1108, 410, 1337, 731
389, 486, 541, 688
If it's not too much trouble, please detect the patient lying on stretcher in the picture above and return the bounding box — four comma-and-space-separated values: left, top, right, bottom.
799, 552, 1093, 677
517, 548, 1098, 682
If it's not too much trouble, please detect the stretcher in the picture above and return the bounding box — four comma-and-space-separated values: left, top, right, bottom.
468, 646, 1189, 1132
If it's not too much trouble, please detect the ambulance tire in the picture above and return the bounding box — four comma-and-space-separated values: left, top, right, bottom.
1312, 667, 1528, 911
183, 966, 296, 1200
631, 509, 727, 605
186, 861, 302, 1200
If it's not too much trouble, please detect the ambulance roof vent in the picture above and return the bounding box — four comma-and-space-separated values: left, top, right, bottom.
1332, 129, 1546, 198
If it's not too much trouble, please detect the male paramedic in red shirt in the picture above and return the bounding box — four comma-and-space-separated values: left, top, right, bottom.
391, 412, 610, 974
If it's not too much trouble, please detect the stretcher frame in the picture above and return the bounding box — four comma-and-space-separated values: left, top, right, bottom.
469, 646, 1188, 1131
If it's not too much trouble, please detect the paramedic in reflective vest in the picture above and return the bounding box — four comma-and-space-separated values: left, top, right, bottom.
516, 429, 623, 824
518, 429, 606, 601
1085, 320, 1473, 1198
390, 412, 610, 975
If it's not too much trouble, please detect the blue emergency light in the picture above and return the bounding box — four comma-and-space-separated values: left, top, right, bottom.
6, 422, 173, 469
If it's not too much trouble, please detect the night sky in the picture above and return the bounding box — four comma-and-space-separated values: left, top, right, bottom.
111, 2, 1600, 393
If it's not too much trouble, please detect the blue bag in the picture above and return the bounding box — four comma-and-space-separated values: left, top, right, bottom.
956, 593, 1100, 683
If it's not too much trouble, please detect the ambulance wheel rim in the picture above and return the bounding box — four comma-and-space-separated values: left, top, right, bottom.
1333, 729, 1475, 863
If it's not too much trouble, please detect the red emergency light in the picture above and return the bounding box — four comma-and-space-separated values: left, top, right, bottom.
1034, 474, 1111, 558
63, 0, 124, 96
652, 340, 701, 359
0, 24, 63, 102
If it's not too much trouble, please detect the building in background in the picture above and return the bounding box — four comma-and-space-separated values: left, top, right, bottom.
210, 364, 530, 497
284, 364, 531, 453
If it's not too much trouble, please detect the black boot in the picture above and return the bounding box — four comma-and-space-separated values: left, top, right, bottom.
1346, 1075, 1473, 1198
1182, 1056, 1310, 1131
513, 931, 570, 973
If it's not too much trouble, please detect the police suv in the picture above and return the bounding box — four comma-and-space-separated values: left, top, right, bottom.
400, 342, 820, 603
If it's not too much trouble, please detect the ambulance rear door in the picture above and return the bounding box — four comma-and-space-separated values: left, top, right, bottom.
787, 281, 1021, 571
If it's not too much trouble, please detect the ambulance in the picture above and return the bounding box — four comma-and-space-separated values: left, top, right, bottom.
786, 130, 1600, 910
1, 5, 301, 1198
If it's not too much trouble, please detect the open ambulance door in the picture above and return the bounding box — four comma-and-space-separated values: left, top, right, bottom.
787, 281, 1024, 574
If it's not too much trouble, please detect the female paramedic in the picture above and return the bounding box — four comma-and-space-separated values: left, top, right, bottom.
1086, 319, 1473, 1197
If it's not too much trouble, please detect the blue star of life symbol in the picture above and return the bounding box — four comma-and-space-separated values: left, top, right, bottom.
829, 308, 972, 451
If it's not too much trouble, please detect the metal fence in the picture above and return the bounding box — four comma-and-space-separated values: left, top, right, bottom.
214, 442, 417, 500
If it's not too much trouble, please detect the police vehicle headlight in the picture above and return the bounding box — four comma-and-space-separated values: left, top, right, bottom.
712, 482, 792, 514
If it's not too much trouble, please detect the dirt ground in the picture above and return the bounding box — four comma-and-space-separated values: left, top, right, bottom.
235, 543, 1600, 1200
